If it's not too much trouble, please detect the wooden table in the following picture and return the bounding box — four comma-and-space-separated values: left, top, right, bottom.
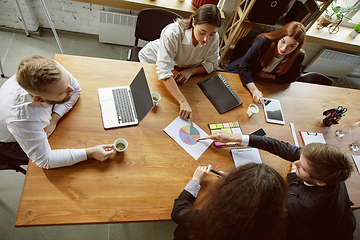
15, 54, 360, 227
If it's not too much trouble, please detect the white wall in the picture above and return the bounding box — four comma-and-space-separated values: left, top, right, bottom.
0, 0, 355, 69
0, 0, 134, 35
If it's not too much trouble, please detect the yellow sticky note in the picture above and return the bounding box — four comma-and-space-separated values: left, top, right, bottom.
209, 124, 217, 129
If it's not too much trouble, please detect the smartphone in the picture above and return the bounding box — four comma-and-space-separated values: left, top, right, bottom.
249, 128, 266, 136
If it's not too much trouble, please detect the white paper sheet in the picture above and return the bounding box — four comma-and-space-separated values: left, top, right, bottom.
163, 117, 213, 160
299, 131, 326, 145
352, 155, 360, 174
231, 147, 262, 168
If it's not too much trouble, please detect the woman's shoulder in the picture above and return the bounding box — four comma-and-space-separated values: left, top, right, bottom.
293, 49, 305, 63
162, 21, 184, 35
256, 35, 272, 46
248, 35, 271, 54
298, 49, 305, 57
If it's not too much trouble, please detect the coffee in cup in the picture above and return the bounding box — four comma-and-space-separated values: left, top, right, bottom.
114, 138, 128, 152
247, 104, 259, 117
151, 92, 161, 106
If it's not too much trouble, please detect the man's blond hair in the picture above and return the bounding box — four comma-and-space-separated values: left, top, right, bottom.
16, 55, 62, 95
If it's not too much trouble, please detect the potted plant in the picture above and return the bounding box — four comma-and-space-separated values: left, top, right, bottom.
325, 0, 356, 22
350, 23, 360, 38
317, 0, 356, 33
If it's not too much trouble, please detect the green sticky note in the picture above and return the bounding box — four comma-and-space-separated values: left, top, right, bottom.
216, 123, 223, 128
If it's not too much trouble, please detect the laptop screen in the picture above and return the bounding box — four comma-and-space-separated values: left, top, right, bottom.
130, 68, 154, 123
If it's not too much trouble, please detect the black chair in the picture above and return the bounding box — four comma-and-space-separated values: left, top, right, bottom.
296, 72, 333, 86
127, 8, 182, 62
0, 152, 27, 175
229, 35, 257, 64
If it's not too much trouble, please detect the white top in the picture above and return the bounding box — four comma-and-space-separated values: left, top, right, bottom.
262, 56, 285, 73
138, 22, 219, 80
0, 62, 87, 169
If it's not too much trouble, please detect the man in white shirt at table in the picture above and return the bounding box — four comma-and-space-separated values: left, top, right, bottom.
0, 55, 114, 169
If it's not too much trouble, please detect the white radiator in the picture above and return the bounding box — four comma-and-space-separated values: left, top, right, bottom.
99, 11, 147, 47
304, 49, 360, 78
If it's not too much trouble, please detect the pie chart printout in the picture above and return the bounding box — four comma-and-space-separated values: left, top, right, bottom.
179, 125, 200, 145
164, 117, 212, 160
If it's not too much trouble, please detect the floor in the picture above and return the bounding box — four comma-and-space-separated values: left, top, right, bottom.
0, 29, 177, 240
1, 28, 360, 240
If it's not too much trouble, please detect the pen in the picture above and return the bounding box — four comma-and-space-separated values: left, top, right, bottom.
206, 166, 221, 175
197, 137, 207, 141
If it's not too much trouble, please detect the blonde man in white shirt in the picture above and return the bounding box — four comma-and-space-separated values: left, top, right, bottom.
139, 4, 221, 124
0, 55, 114, 169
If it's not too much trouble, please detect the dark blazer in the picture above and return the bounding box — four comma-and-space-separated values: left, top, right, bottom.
225, 36, 305, 86
171, 190, 199, 240
248, 135, 356, 240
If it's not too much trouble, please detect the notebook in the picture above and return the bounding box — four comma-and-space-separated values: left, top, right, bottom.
98, 67, 154, 129
231, 147, 263, 168
198, 74, 243, 114
299, 131, 326, 145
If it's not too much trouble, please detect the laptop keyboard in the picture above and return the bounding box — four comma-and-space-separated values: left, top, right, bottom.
112, 88, 135, 124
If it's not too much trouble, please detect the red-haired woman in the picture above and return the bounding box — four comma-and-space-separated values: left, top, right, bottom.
226, 21, 306, 104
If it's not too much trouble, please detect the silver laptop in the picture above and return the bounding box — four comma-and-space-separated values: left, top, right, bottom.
98, 67, 154, 129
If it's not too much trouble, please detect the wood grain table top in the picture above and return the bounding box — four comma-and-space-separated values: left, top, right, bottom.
15, 54, 360, 227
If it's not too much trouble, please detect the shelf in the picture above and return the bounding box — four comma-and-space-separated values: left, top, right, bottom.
306, 23, 360, 53
219, 0, 333, 63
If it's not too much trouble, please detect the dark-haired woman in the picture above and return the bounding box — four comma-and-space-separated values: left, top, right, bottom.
226, 21, 306, 104
171, 163, 288, 240
139, 4, 221, 124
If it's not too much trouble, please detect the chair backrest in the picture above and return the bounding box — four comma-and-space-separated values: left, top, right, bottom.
296, 72, 333, 86
134, 8, 183, 46
230, 35, 257, 63
0, 152, 27, 174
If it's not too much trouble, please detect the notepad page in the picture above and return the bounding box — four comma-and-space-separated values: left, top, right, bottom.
299, 131, 326, 145
231, 148, 262, 168
352, 155, 360, 174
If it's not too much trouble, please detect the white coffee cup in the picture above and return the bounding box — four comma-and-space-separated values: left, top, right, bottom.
114, 138, 128, 152
247, 104, 259, 117
151, 92, 161, 106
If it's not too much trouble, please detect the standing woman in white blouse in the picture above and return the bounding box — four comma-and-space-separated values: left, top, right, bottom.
138, 4, 221, 124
